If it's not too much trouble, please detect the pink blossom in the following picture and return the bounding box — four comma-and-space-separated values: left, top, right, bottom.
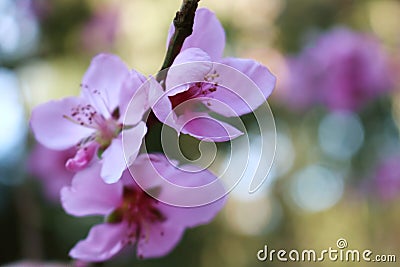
61, 153, 226, 262
30, 54, 148, 183
284, 27, 393, 111
372, 154, 400, 201
152, 8, 276, 142
27, 0, 52, 21
27, 143, 75, 202
81, 5, 119, 53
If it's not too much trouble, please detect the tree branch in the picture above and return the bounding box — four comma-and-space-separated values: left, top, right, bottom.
156, 0, 200, 84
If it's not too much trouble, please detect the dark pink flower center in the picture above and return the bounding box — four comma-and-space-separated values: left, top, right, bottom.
169, 71, 220, 109
107, 187, 165, 244
63, 104, 122, 151
122, 187, 165, 225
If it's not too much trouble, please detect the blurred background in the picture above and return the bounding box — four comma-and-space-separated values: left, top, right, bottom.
1, 0, 400, 266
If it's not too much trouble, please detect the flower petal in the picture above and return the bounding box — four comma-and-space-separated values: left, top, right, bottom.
158, 164, 226, 228
101, 121, 147, 184
100, 138, 127, 184
69, 223, 128, 262
130, 153, 227, 208
65, 142, 97, 172
159, 201, 225, 228
211, 58, 276, 116
151, 79, 178, 126
130, 154, 226, 239
122, 79, 151, 126
136, 222, 184, 259
61, 163, 123, 216
27, 144, 75, 202
179, 112, 243, 142
30, 97, 94, 150
102, 122, 146, 184
119, 69, 147, 121
126, 153, 179, 190
166, 48, 212, 93
167, 8, 225, 60
81, 54, 130, 117
122, 121, 147, 166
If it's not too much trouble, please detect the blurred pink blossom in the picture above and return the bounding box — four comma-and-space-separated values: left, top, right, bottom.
283, 27, 393, 111
3, 260, 87, 267
27, 0, 52, 20
372, 154, 400, 201
3, 261, 71, 267
61, 153, 225, 262
81, 5, 119, 53
27, 143, 74, 202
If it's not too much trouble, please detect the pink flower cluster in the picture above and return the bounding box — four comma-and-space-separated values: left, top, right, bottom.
283, 27, 393, 112
29, 8, 275, 263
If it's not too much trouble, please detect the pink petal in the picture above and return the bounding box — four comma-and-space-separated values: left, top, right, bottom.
122, 79, 151, 126
69, 223, 128, 262
81, 54, 130, 117
130, 153, 227, 207
166, 48, 212, 93
147, 76, 166, 106
65, 142, 97, 172
151, 79, 177, 126
61, 163, 123, 216
101, 122, 146, 184
100, 138, 127, 184
159, 201, 225, 229
118, 69, 147, 121
179, 112, 243, 142
30, 97, 94, 150
136, 222, 184, 259
136, 77, 175, 127
212, 58, 276, 116
198, 91, 245, 117
167, 8, 225, 60
158, 164, 226, 228
126, 153, 180, 190
27, 144, 75, 202
122, 121, 147, 166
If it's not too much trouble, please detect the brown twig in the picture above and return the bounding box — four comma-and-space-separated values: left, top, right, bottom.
156, 0, 200, 85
